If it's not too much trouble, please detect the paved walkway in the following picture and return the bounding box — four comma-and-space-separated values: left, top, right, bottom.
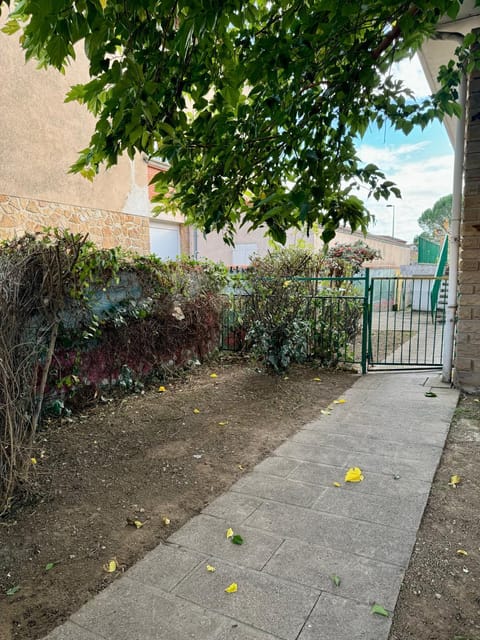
45, 371, 459, 640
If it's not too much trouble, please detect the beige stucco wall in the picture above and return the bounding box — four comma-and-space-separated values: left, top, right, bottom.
0, 16, 149, 216
195, 223, 413, 269
195, 226, 313, 265
0, 193, 150, 254
454, 70, 480, 391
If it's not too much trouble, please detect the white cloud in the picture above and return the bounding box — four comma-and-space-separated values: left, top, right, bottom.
357, 141, 431, 171
359, 152, 453, 242
390, 55, 432, 99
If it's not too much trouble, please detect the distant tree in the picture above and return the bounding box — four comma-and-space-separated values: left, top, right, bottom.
415, 194, 452, 244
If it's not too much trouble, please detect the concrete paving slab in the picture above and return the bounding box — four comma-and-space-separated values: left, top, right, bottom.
70, 577, 229, 640
44, 623, 103, 640
173, 559, 319, 640
124, 544, 205, 592
204, 493, 264, 522
253, 456, 300, 478
214, 623, 281, 640
291, 430, 443, 462
231, 473, 325, 508
297, 592, 392, 640
168, 514, 283, 570
274, 441, 349, 466
322, 419, 450, 446
263, 538, 404, 610
289, 460, 431, 498
343, 450, 438, 483
312, 487, 427, 531
244, 500, 416, 566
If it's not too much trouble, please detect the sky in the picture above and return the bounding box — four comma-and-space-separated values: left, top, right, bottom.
356, 55, 454, 243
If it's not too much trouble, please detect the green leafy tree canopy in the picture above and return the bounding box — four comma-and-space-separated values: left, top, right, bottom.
1, 1, 477, 243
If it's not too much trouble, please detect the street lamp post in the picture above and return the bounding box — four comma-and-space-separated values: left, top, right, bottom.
386, 204, 395, 238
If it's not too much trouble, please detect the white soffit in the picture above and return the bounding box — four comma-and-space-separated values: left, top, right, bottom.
419, 1, 480, 145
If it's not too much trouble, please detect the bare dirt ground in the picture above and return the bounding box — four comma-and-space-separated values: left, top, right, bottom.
0, 356, 356, 640
390, 393, 480, 640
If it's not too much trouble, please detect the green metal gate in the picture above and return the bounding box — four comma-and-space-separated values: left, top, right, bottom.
220, 272, 448, 372
367, 275, 448, 369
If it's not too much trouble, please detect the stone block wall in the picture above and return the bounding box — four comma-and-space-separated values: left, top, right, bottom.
455, 70, 480, 391
0, 193, 150, 255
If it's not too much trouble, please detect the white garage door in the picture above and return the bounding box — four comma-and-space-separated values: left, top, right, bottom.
149, 223, 180, 260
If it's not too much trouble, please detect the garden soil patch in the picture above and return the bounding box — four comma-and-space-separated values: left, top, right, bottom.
390, 394, 480, 640
0, 357, 356, 640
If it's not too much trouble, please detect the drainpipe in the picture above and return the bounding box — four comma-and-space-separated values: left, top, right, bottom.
193, 228, 199, 259
442, 70, 466, 383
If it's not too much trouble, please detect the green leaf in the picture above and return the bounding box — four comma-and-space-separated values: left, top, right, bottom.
45, 562, 55, 571
231, 534, 244, 545
371, 603, 389, 617
424, 391, 437, 398
6, 585, 21, 596
1, 20, 21, 35
330, 574, 341, 587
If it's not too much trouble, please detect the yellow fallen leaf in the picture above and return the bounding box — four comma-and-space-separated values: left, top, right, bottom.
313, 377, 322, 382
158, 386, 166, 392
218, 421, 229, 426
333, 482, 341, 488
103, 559, 117, 573
225, 582, 238, 593
333, 398, 346, 404
344, 467, 364, 483
210, 373, 218, 378
448, 474, 461, 487
206, 564, 216, 572
127, 517, 145, 528
457, 549, 468, 556
283, 280, 291, 288
320, 410, 331, 416
162, 516, 171, 526
226, 527, 234, 539
30, 457, 37, 465
193, 408, 200, 414
238, 464, 244, 471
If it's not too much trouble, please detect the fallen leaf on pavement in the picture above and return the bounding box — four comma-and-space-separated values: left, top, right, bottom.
331, 575, 341, 587
344, 467, 364, 483
226, 527, 234, 539
371, 603, 389, 617
225, 582, 238, 593
206, 565, 216, 572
